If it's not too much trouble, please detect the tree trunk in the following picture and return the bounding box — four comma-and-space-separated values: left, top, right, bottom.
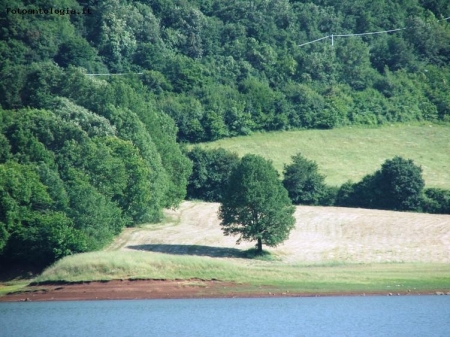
257, 238, 262, 253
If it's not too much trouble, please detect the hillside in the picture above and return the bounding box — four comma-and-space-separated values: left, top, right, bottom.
1, 1, 450, 144
18, 201, 448, 298
200, 124, 450, 188
1, 0, 450, 267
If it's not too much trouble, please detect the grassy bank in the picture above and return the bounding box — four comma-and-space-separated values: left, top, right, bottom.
199, 124, 450, 188
33, 251, 450, 294
27, 200, 450, 295
0, 281, 31, 297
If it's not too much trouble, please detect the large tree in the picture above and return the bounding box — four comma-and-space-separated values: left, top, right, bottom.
218, 154, 295, 253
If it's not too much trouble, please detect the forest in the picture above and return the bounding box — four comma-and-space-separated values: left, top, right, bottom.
1, 0, 449, 267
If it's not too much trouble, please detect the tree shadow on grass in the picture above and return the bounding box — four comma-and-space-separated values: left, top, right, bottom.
126, 244, 246, 259
0, 263, 44, 282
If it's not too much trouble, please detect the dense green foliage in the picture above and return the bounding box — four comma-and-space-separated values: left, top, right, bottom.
219, 155, 295, 252
280, 154, 449, 213
421, 188, 450, 213
0, 100, 191, 266
282, 153, 327, 205
190, 149, 449, 214
1, 0, 449, 143
1, 0, 449, 266
186, 147, 240, 202
336, 157, 425, 211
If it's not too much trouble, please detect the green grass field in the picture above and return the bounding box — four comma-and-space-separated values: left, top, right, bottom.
0, 281, 30, 297
33, 251, 450, 294
199, 124, 450, 188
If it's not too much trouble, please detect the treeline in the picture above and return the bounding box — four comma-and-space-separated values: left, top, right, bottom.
1, 0, 450, 144
0, 73, 192, 267
186, 147, 450, 214
1, 0, 450, 266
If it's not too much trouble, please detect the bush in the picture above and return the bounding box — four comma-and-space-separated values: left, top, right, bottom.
335, 181, 356, 207
375, 156, 424, 211
319, 186, 339, 206
282, 153, 327, 205
335, 157, 425, 211
421, 188, 450, 214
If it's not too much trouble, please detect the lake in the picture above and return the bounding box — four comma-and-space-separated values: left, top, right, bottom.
1, 295, 449, 336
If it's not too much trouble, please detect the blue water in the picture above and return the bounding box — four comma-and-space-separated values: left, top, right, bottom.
1, 296, 449, 337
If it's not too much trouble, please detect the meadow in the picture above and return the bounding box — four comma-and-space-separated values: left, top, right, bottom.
30, 201, 450, 295
199, 123, 450, 188
3, 124, 450, 297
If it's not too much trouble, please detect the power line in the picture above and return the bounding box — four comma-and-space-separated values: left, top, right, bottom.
334, 27, 405, 38
86, 72, 144, 76
298, 16, 450, 47
83, 16, 450, 74
297, 35, 330, 47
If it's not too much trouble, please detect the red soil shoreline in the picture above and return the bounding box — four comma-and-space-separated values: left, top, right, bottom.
0, 279, 443, 302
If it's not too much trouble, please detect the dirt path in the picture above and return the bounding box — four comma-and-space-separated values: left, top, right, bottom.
0, 280, 242, 302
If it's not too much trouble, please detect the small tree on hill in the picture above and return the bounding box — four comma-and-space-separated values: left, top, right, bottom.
282, 153, 327, 205
218, 154, 295, 253
376, 156, 424, 211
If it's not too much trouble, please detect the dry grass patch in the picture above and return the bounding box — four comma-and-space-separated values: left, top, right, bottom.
31, 201, 450, 294
119, 201, 450, 264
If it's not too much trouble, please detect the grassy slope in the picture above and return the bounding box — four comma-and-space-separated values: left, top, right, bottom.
33, 251, 450, 294
199, 124, 450, 188
32, 201, 450, 294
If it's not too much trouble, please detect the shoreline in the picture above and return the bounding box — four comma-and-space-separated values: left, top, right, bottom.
1, 279, 446, 302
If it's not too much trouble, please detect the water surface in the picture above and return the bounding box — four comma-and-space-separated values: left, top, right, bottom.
1, 295, 449, 337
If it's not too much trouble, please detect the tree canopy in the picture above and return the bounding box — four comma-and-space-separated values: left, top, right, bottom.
1, 0, 449, 143
282, 153, 327, 205
219, 154, 295, 253
186, 147, 240, 202
336, 156, 425, 211
0, 78, 192, 267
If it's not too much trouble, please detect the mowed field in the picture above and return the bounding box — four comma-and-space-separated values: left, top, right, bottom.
110, 201, 450, 264
24, 124, 450, 294
199, 124, 450, 189
30, 201, 450, 294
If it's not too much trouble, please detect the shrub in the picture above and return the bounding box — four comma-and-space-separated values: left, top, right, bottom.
336, 157, 424, 211
282, 153, 327, 205
375, 156, 424, 211
421, 188, 450, 214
